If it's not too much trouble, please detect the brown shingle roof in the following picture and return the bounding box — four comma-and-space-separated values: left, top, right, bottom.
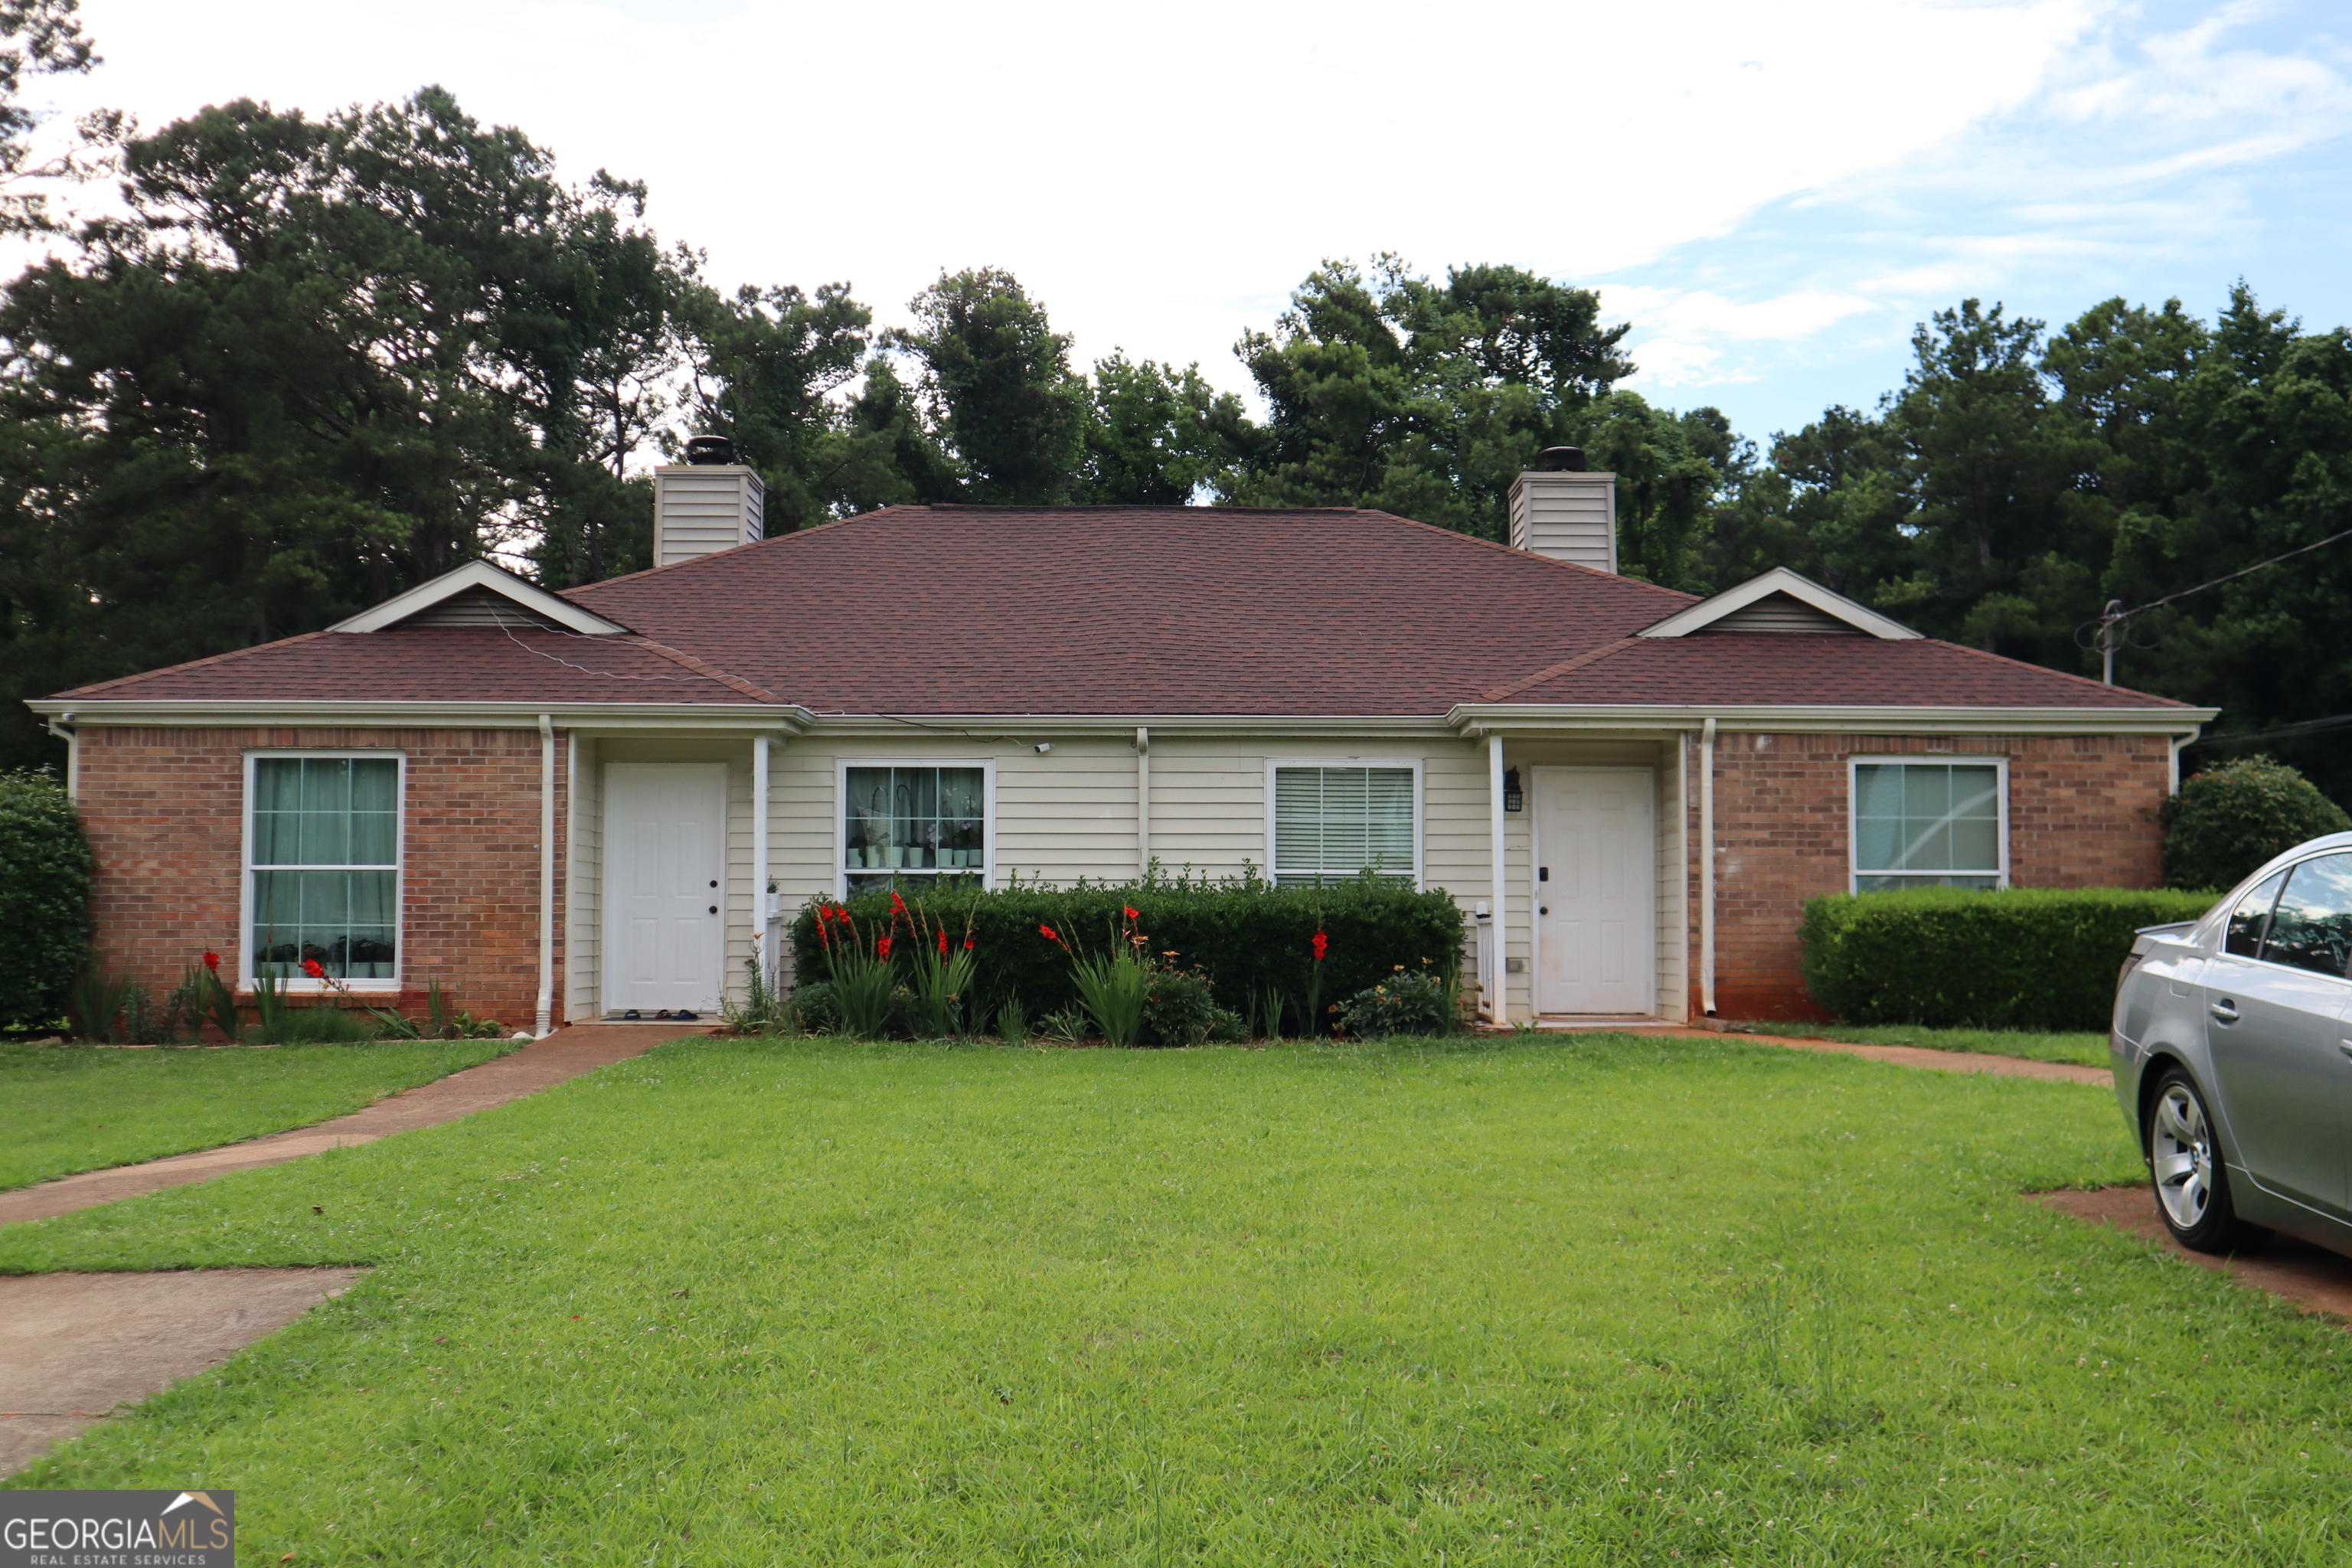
59, 505, 2190, 714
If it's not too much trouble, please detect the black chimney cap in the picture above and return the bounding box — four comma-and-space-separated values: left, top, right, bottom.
684, 434, 736, 466
1534, 446, 1587, 472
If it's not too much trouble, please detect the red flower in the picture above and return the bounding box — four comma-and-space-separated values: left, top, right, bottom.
936, 929, 949, 956
1311, 930, 1328, 963
1123, 906, 1140, 922
890, 890, 909, 916
963, 935, 975, 950
1039, 924, 1059, 942
877, 935, 894, 959
301, 957, 327, 979
202, 950, 220, 972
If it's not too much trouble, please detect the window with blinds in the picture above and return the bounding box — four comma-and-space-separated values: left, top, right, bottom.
1272, 766, 1418, 887
1851, 760, 2004, 892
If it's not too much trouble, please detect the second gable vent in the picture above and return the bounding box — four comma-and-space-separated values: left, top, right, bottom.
1699, 591, 1865, 635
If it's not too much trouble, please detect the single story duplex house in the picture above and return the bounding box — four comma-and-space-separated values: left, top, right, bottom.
30, 449, 2211, 1031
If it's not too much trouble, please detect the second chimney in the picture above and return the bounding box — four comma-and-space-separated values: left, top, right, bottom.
1508, 446, 1617, 573
653, 434, 765, 567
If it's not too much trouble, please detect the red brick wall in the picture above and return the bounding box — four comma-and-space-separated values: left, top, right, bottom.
76, 726, 564, 1032
1698, 732, 2171, 1020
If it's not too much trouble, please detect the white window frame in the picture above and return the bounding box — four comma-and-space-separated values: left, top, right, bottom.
834, 757, 998, 899
240, 749, 407, 993
1847, 753, 2010, 893
1264, 758, 1426, 890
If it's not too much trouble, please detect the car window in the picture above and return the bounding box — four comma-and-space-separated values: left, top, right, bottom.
2263, 855, 2352, 977
2224, 871, 2287, 958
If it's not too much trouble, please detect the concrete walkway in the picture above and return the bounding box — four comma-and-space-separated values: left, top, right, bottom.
1571, 1021, 2115, 1086
0, 1267, 371, 1475
0, 1022, 716, 1227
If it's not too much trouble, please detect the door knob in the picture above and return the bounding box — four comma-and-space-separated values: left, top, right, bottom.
1539, 906, 1548, 916
2209, 998, 2239, 1024
708, 905, 717, 914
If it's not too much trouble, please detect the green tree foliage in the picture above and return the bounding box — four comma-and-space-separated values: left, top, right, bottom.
1224, 256, 1638, 541
885, 268, 1089, 504
2159, 756, 2352, 892
1077, 352, 1250, 504
0, 768, 91, 1029
0, 0, 100, 234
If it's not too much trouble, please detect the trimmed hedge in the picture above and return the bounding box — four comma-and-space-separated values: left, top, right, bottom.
0, 769, 94, 1031
788, 875, 1466, 1034
1799, 887, 2219, 1031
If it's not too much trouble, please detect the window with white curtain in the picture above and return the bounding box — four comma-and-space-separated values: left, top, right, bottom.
1851, 760, 2005, 892
247, 754, 402, 985
1270, 764, 1419, 887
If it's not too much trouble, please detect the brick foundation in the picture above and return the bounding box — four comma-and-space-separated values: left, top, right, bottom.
75, 726, 564, 1033
1697, 732, 2171, 1020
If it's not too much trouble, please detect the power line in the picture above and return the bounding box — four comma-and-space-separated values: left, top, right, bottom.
2083, 522, 2352, 684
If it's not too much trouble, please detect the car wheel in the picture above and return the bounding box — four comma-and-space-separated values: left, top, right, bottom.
2145, 1067, 2266, 1254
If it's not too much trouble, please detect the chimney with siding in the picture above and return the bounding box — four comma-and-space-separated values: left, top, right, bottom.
1508, 446, 1616, 573
652, 434, 765, 567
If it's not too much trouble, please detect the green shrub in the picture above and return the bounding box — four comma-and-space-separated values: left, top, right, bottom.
1143, 965, 1219, 1047
1338, 967, 1452, 1037
0, 769, 93, 1031
2161, 755, 2351, 890
788, 873, 1465, 1034
1800, 886, 2220, 1031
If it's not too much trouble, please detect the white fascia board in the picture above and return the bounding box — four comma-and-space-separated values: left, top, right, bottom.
327, 559, 630, 636
31, 698, 812, 733
1448, 702, 2216, 737
1637, 567, 1921, 640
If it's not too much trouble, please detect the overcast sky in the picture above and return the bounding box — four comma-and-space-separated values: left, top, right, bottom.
20, 0, 2351, 444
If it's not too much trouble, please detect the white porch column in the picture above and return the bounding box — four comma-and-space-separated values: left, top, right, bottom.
535, 714, 555, 1037
1488, 732, 1508, 1024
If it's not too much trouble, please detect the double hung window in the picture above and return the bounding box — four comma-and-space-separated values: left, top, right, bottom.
1851, 760, 2005, 892
841, 763, 989, 894
1269, 763, 1420, 887
247, 754, 401, 985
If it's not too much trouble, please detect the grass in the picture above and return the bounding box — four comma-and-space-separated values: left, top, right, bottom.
0, 1039, 520, 1191
8, 1032, 2350, 1563
1724, 1019, 2111, 1068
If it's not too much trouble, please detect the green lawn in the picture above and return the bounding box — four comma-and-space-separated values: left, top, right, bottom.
1726, 1020, 2112, 1068
8, 1033, 2347, 1563
0, 1040, 519, 1191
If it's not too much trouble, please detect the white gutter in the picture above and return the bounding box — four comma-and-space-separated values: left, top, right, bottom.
1488, 732, 1508, 1024
45, 714, 76, 801
753, 732, 772, 991
535, 714, 556, 1037
1135, 727, 1152, 878
1450, 702, 2216, 737
1700, 717, 1717, 1018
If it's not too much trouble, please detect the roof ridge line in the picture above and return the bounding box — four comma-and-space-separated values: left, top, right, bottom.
626, 635, 784, 704
1477, 637, 1645, 703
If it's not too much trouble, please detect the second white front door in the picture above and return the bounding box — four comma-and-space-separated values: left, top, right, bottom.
1532, 766, 1656, 1015
603, 763, 727, 1015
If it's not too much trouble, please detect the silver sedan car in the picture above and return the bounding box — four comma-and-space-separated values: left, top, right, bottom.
2114, 831, 2352, 1255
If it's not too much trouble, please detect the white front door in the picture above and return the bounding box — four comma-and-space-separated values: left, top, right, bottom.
603, 763, 727, 1015
1532, 766, 1656, 1015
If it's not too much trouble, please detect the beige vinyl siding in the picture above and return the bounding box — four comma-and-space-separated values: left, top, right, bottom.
995, 739, 1140, 885
564, 736, 602, 1022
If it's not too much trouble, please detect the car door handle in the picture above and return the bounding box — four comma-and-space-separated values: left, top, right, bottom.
2210, 998, 2239, 1024
2340, 1040, 2352, 1059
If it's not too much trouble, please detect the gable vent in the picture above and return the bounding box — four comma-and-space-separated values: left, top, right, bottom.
1698, 591, 1867, 635
400, 586, 568, 630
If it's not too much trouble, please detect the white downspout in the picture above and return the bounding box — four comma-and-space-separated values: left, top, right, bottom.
535, 714, 556, 1037
46, 714, 77, 802
565, 731, 580, 1023
1700, 716, 1717, 1018
753, 733, 772, 991
1488, 731, 1508, 1024
1135, 727, 1151, 880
